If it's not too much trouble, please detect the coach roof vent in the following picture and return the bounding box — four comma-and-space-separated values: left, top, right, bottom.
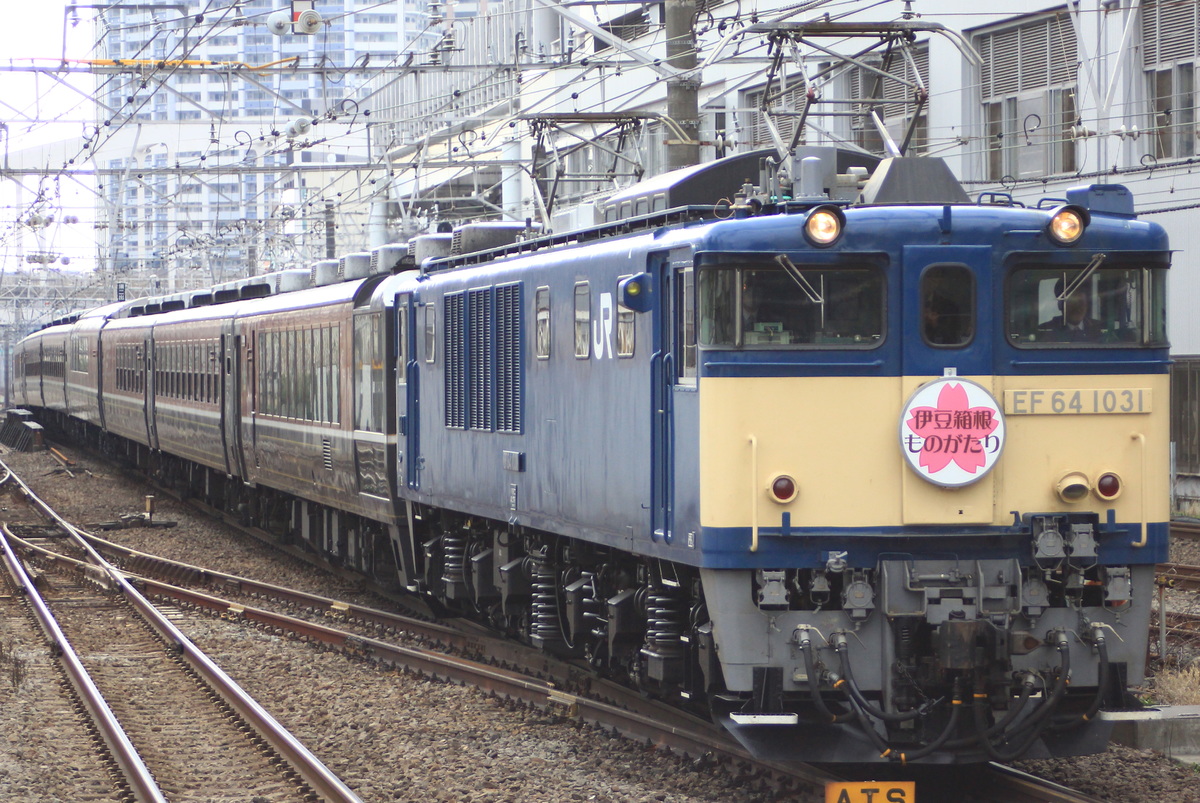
451, 221, 540, 255
340, 252, 372, 281
371, 243, 409, 274
312, 259, 340, 287
411, 233, 453, 265
857, 157, 970, 205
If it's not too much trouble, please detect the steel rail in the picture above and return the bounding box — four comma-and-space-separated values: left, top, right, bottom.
0, 463, 362, 803
1157, 562, 1200, 592
1171, 520, 1200, 541
9, 526, 839, 791
0, 522, 166, 800
10, 519, 692, 732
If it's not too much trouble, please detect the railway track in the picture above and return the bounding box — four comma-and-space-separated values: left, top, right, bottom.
1162, 609, 1200, 633
0, 466, 359, 802
1, 448, 1114, 803
1157, 562, 1200, 592
1171, 520, 1200, 541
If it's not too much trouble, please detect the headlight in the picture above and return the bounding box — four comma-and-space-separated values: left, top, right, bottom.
803, 205, 845, 247
1056, 471, 1091, 502
1047, 205, 1089, 245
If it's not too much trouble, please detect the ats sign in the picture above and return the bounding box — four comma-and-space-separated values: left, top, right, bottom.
899, 377, 1005, 487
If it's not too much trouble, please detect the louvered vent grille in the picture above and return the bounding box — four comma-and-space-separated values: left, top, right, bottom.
467, 288, 493, 431
978, 12, 1076, 99
495, 284, 522, 433
444, 293, 465, 428
880, 45, 929, 103
1141, 0, 1199, 66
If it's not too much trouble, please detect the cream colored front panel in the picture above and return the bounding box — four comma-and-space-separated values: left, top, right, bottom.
698, 373, 1170, 531
995, 374, 1170, 522
699, 376, 905, 530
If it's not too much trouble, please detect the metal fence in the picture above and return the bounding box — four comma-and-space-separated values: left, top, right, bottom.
1172, 357, 1200, 476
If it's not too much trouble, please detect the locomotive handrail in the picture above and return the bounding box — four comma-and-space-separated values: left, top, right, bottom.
749, 434, 760, 553
1006, 359, 1172, 369
1132, 432, 1148, 548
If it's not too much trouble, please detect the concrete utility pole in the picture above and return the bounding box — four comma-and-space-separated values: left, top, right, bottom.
665, 0, 700, 171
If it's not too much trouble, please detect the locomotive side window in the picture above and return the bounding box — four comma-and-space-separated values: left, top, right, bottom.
535, 286, 551, 360
1007, 263, 1168, 347
424, 305, 436, 364
698, 258, 883, 348
677, 268, 696, 379
574, 282, 590, 359
921, 264, 974, 347
615, 276, 634, 358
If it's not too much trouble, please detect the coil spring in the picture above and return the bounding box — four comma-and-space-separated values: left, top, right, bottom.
441, 530, 466, 586
646, 584, 687, 654
530, 550, 560, 644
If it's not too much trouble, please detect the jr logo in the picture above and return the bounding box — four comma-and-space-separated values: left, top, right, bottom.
592, 292, 615, 359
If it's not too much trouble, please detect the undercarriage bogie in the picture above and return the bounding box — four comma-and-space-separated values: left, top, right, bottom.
413, 514, 715, 700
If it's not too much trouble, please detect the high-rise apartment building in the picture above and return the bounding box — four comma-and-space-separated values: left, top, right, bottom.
93, 0, 448, 284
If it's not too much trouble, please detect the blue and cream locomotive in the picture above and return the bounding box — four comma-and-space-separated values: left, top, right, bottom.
11, 150, 1170, 763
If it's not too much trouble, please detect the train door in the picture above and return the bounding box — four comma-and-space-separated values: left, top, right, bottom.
144, 331, 158, 449
649, 248, 694, 542
396, 292, 420, 490
34, 340, 44, 408
900, 245, 997, 524
220, 325, 247, 478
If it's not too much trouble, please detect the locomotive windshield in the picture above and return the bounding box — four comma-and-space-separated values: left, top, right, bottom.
698, 258, 883, 347
1007, 262, 1167, 347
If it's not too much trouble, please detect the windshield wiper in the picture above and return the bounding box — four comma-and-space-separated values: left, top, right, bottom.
1057, 253, 1107, 302
774, 254, 823, 303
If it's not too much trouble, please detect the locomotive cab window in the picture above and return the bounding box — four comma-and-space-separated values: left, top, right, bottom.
616, 277, 634, 358
697, 256, 884, 348
921, 264, 974, 347
1007, 261, 1168, 347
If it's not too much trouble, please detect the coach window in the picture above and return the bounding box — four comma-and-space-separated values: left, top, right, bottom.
921, 265, 974, 347
283, 330, 296, 418
258, 334, 270, 414
574, 282, 590, 358
71, 336, 88, 373
1007, 263, 1169, 347
535, 286, 551, 359
301, 328, 314, 420
355, 312, 384, 432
